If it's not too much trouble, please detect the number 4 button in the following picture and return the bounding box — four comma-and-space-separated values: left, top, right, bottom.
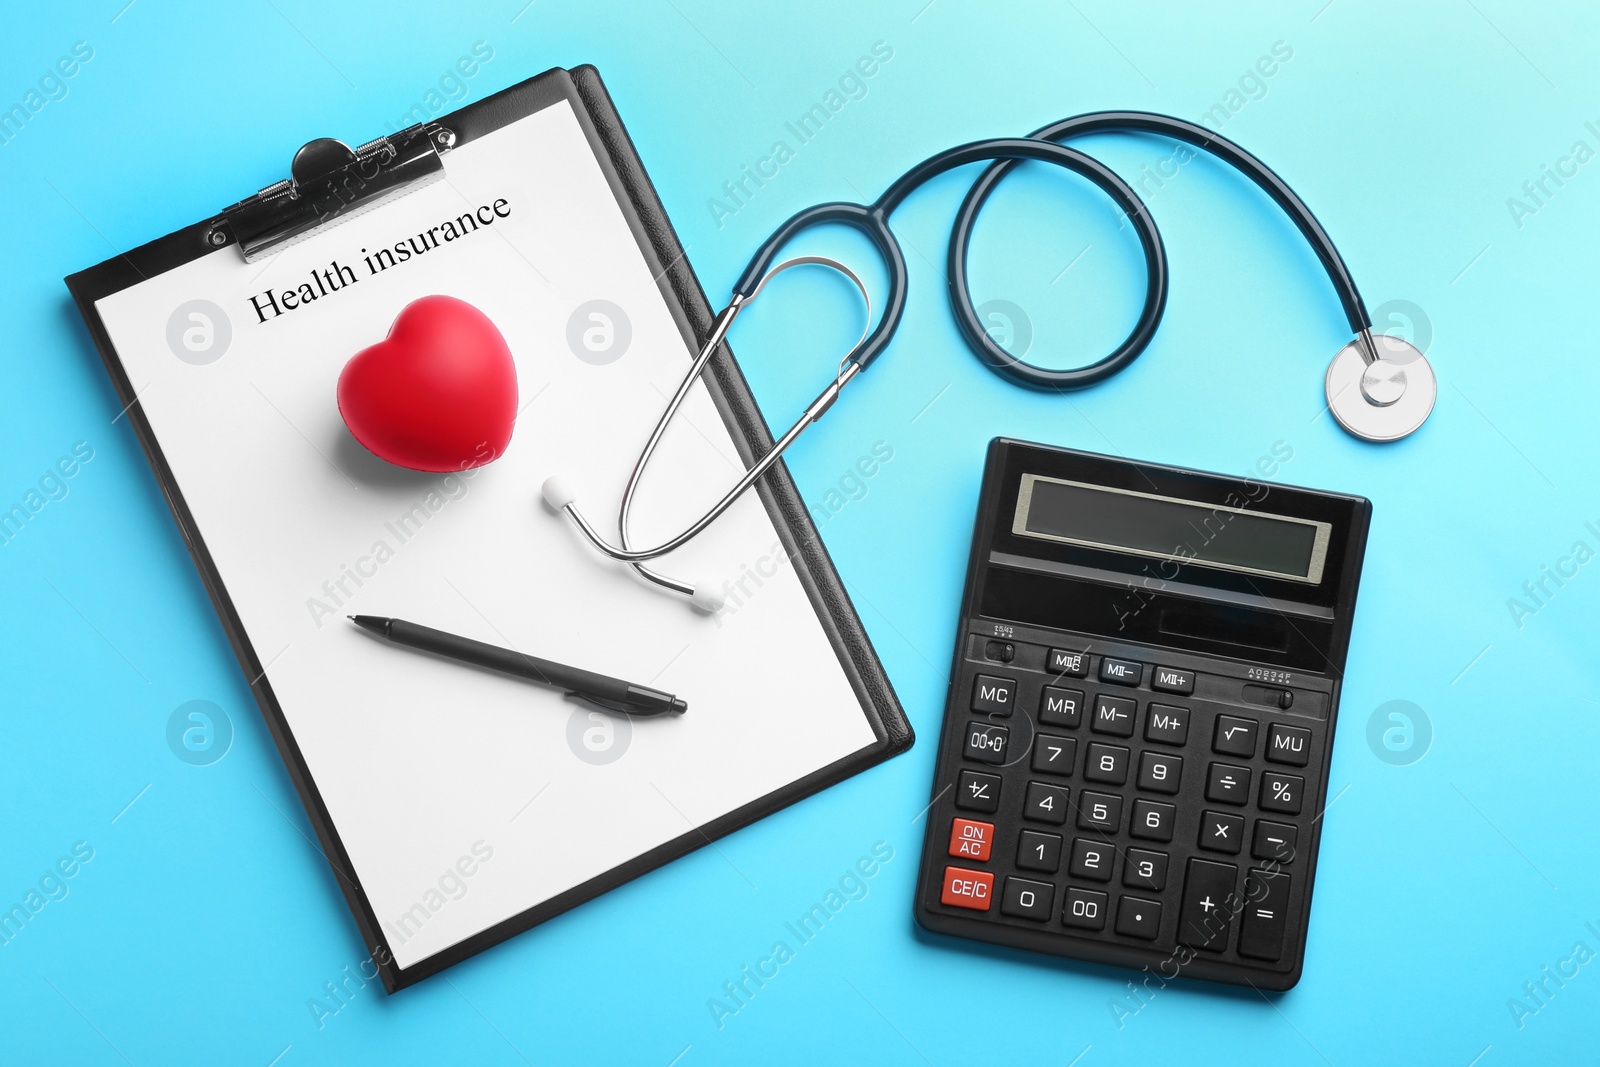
1025, 781, 1071, 825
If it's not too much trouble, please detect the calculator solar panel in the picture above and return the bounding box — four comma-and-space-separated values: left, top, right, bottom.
914, 438, 1371, 990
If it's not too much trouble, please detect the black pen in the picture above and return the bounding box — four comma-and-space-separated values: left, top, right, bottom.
348, 615, 687, 716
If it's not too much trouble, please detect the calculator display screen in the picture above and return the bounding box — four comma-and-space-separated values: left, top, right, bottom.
1012, 475, 1331, 584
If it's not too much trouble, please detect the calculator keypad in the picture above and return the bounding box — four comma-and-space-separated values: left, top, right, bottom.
922, 632, 1330, 988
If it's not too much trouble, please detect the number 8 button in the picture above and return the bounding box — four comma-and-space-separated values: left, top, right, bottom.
1260, 771, 1304, 814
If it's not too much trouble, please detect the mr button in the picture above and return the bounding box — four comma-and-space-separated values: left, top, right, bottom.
940, 866, 994, 910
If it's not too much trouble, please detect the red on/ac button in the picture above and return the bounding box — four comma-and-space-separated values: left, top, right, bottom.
940, 866, 994, 910
948, 818, 994, 861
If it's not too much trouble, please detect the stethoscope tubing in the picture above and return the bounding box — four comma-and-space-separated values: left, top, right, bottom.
549, 110, 1381, 602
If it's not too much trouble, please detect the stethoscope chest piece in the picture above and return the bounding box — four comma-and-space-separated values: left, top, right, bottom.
1325, 333, 1435, 443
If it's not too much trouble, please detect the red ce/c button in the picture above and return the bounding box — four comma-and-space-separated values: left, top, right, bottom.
940, 866, 994, 910
948, 818, 994, 861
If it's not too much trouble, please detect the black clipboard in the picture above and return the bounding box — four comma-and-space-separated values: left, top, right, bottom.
65, 65, 912, 993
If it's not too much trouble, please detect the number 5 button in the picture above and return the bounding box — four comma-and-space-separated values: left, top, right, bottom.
1260, 771, 1305, 814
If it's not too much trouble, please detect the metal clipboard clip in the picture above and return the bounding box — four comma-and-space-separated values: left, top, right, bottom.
212, 123, 457, 261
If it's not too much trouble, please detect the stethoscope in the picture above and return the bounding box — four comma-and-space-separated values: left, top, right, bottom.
543, 110, 1437, 611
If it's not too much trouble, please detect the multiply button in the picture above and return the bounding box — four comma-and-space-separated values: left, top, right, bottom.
1091, 695, 1137, 737
1179, 858, 1237, 953
963, 721, 1009, 765
1266, 723, 1312, 766
1152, 666, 1195, 694
972, 674, 1016, 715
1048, 649, 1089, 677
940, 866, 994, 910
948, 818, 993, 861
1199, 810, 1244, 854
1099, 657, 1143, 686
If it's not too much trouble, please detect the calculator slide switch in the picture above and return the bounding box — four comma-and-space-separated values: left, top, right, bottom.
940, 866, 995, 910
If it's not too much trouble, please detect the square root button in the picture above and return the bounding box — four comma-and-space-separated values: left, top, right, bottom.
940, 866, 994, 910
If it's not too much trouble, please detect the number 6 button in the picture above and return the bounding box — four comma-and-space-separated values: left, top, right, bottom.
1260, 771, 1304, 814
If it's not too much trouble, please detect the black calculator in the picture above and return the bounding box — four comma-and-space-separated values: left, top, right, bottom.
914, 438, 1370, 990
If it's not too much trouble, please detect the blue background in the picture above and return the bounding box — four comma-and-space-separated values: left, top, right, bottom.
3, 0, 1597, 1063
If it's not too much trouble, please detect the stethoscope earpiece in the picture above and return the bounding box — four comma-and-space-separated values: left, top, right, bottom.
546, 110, 1439, 609
544, 257, 870, 612
1325, 331, 1436, 443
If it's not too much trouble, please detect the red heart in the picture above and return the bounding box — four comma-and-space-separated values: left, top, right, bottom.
338, 296, 518, 472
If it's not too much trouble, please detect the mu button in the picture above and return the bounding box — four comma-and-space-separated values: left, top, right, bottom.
940, 866, 994, 910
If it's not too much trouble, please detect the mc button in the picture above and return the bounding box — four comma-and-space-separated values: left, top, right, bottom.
971, 674, 1016, 716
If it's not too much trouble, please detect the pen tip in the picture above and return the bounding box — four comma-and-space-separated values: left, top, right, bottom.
670, 697, 688, 714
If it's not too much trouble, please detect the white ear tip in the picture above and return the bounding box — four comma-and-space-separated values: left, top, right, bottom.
541, 476, 576, 510
690, 581, 725, 613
